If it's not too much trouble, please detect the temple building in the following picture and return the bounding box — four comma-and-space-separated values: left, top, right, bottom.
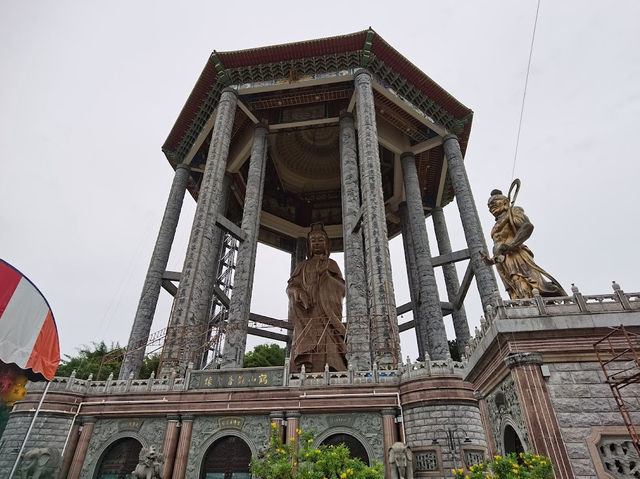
1, 30, 639, 479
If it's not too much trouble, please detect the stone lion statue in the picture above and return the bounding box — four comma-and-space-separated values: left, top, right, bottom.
132, 445, 164, 479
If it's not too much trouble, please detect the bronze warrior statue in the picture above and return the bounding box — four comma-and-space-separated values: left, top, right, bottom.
482, 179, 566, 300
287, 223, 347, 372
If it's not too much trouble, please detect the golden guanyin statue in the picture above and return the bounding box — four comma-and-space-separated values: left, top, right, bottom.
287, 223, 347, 372
482, 179, 566, 300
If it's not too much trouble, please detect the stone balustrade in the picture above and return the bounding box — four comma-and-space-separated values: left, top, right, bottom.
27, 358, 467, 396
27, 372, 187, 394
464, 283, 640, 358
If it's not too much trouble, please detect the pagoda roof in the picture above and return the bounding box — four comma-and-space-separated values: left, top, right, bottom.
162, 29, 473, 165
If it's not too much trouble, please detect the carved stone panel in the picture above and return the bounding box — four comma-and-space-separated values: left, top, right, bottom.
597, 437, 639, 478
82, 417, 166, 478
186, 414, 270, 477
587, 427, 640, 479
413, 447, 443, 477
486, 375, 529, 455
301, 412, 383, 464
461, 446, 487, 469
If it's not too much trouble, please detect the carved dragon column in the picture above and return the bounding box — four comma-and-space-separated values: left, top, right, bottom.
287, 237, 307, 357
400, 152, 448, 359
442, 134, 498, 315
221, 124, 269, 368
431, 207, 471, 352
161, 88, 238, 375
354, 69, 399, 368
120, 163, 190, 379
339, 111, 371, 370
398, 203, 427, 360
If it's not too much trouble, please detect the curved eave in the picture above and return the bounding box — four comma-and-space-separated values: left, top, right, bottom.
162, 29, 473, 169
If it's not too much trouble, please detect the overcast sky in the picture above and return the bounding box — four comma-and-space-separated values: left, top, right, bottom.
1, 1, 639, 362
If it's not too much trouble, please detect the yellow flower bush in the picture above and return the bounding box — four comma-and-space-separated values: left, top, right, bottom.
452, 452, 553, 479
251, 427, 383, 479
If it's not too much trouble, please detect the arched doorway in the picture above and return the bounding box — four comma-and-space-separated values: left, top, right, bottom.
504, 425, 525, 457
321, 433, 370, 465
95, 437, 142, 479
201, 435, 252, 479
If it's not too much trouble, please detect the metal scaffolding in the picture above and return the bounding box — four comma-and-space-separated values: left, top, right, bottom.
204, 233, 238, 368
594, 325, 640, 457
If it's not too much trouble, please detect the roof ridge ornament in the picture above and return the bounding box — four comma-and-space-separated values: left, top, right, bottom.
360, 28, 375, 67
211, 50, 232, 87
452, 112, 473, 134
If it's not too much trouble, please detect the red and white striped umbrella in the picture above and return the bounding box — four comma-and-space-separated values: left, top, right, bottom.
0, 259, 60, 381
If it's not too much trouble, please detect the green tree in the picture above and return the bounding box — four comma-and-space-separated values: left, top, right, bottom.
56, 341, 121, 380
244, 344, 286, 368
140, 354, 160, 378
56, 342, 160, 379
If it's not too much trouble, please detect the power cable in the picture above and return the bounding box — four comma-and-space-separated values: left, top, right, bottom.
511, 0, 542, 181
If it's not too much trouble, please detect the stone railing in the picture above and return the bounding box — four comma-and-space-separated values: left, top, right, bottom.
492, 282, 639, 320
463, 282, 640, 358
29, 358, 467, 395
399, 357, 466, 381
27, 370, 187, 394
286, 363, 401, 387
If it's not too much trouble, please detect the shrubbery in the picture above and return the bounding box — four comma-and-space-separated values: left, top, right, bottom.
452, 453, 553, 479
251, 424, 383, 479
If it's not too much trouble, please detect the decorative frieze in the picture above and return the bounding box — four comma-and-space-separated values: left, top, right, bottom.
485, 375, 529, 455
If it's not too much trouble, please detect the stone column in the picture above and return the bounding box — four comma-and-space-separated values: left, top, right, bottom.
221, 124, 269, 368
162, 415, 181, 479
163, 88, 238, 374
287, 237, 307, 356
340, 111, 371, 370
67, 417, 96, 479
59, 420, 81, 479
431, 207, 471, 352
120, 163, 191, 379
505, 353, 573, 479
285, 411, 301, 454
381, 408, 398, 479
401, 152, 448, 360
292, 236, 307, 269
442, 134, 498, 314
354, 70, 398, 368
270, 411, 285, 444
172, 414, 194, 479
398, 203, 426, 359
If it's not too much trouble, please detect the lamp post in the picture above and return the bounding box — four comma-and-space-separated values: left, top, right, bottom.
431, 427, 471, 472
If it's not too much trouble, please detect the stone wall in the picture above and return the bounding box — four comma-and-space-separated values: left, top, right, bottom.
403, 402, 487, 473
0, 411, 72, 476
547, 361, 640, 479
